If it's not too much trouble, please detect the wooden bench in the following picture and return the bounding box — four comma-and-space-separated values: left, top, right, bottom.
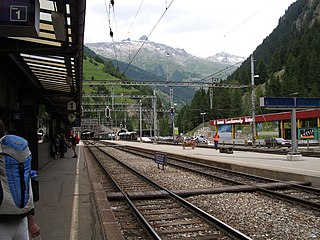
219, 146, 234, 154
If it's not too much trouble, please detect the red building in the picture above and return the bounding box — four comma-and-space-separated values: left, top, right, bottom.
209, 109, 320, 140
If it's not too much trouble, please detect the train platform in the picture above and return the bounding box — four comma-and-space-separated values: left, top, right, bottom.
33, 142, 106, 240
111, 140, 320, 187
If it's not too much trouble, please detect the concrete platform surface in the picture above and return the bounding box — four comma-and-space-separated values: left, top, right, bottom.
110, 140, 320, 187
34, 143, 104, 240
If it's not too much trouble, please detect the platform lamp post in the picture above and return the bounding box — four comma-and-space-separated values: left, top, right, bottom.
200, 112, 206, 128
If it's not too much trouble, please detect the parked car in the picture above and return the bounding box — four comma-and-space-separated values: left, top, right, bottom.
194, 135, 208, 144
265, 137, 291, 148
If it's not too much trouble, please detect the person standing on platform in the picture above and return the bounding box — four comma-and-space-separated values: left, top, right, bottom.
0, 118, 40, 239
213, 133, 220, 150
70, 135, 77, 158
54, 134, 60, 159
59, 134, 67, 158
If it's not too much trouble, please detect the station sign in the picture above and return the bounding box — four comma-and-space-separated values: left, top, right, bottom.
260, 97, 295, 107
68, 113, 76, 123
260, 97, 320, 108
296, 98, 320, 107
0, 0, 40, 37
154, 152, 167, 170
67, 100, 77, 111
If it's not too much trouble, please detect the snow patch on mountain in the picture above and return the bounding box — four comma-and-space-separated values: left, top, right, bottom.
206, 52, 246, 65
85, 37, 244, 65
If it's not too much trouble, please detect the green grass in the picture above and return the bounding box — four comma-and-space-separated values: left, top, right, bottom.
83, 58, 118, 80
83, 58, 140, 104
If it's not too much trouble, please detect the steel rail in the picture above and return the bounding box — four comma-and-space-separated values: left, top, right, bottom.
93, 144, 252, 240
86, 146, 162, 240
118, 144, 320, 212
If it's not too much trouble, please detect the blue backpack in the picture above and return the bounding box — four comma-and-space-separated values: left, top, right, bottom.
0, 135, 35, 221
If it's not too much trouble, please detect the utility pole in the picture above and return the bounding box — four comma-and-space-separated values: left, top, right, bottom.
111, 86, 115, 110
153, 90, 157, 144
209, 88, 213, 109
251, 55, 256, 147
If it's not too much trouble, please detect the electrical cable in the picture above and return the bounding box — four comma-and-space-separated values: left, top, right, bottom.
104, 0, 119, 66
125, 0, 145, 40
197, 61, 243, 83
122, 0, 145, 64
183, 0, 277, 64
111, 0, 120, 42
122, 0, 176, 76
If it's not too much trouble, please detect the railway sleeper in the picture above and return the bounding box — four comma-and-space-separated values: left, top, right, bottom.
106, 181, 309, 200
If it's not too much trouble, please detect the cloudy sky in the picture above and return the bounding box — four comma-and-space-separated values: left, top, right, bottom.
84, 0, 296, 58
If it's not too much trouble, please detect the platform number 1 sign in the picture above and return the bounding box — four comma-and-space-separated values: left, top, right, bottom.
10, 5, 28, 22
67, 101, 77, 111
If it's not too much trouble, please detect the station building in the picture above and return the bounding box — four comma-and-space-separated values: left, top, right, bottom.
209, 109, 320, 140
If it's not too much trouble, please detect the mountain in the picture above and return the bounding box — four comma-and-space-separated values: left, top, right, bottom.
228, 0, 320, 98
207, 52, 245, 65
85, 38, 244, 82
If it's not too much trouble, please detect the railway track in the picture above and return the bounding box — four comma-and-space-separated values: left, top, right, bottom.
113, 143, 320, 212
85, 143, 252, 239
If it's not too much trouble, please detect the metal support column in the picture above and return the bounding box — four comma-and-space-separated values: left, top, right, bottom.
251, 55, 256, 147
287, 108, 302, 160
153, 90, 157, 144
291, 108, 298, 153
210, 87, 213, 109
139, 100, 142, 143
111, 86, 115, 110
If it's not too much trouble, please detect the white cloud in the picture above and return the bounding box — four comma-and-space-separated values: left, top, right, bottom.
84, 0, 297, 58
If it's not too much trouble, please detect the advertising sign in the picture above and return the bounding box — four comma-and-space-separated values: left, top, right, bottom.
298, 128, 317, 140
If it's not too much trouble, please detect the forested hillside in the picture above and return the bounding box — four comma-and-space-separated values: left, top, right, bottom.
230, 0, 320, 96
177, 0, 320, 134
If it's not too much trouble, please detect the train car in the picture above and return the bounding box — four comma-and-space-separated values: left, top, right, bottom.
119, 131, 138, 141
98, 132, 115, 140
81, 131, 95, 140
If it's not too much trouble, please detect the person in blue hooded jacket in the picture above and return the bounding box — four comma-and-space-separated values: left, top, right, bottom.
0, 118, 40, 240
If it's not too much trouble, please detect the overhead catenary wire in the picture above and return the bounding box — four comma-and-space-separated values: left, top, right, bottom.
160, 0, 279, 89
183, 0, 277, 64
197, 61, 243, 83
122, 0, 176, 76
110, 0, 120, 42
122, 0, 145, 64
125, 0, 145, 40
104, 0, 119, 66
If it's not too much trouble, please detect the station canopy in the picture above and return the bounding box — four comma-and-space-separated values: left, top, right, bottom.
0, 0, 85, 116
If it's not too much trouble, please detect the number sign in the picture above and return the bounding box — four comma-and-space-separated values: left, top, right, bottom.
10, 5, 28, 22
